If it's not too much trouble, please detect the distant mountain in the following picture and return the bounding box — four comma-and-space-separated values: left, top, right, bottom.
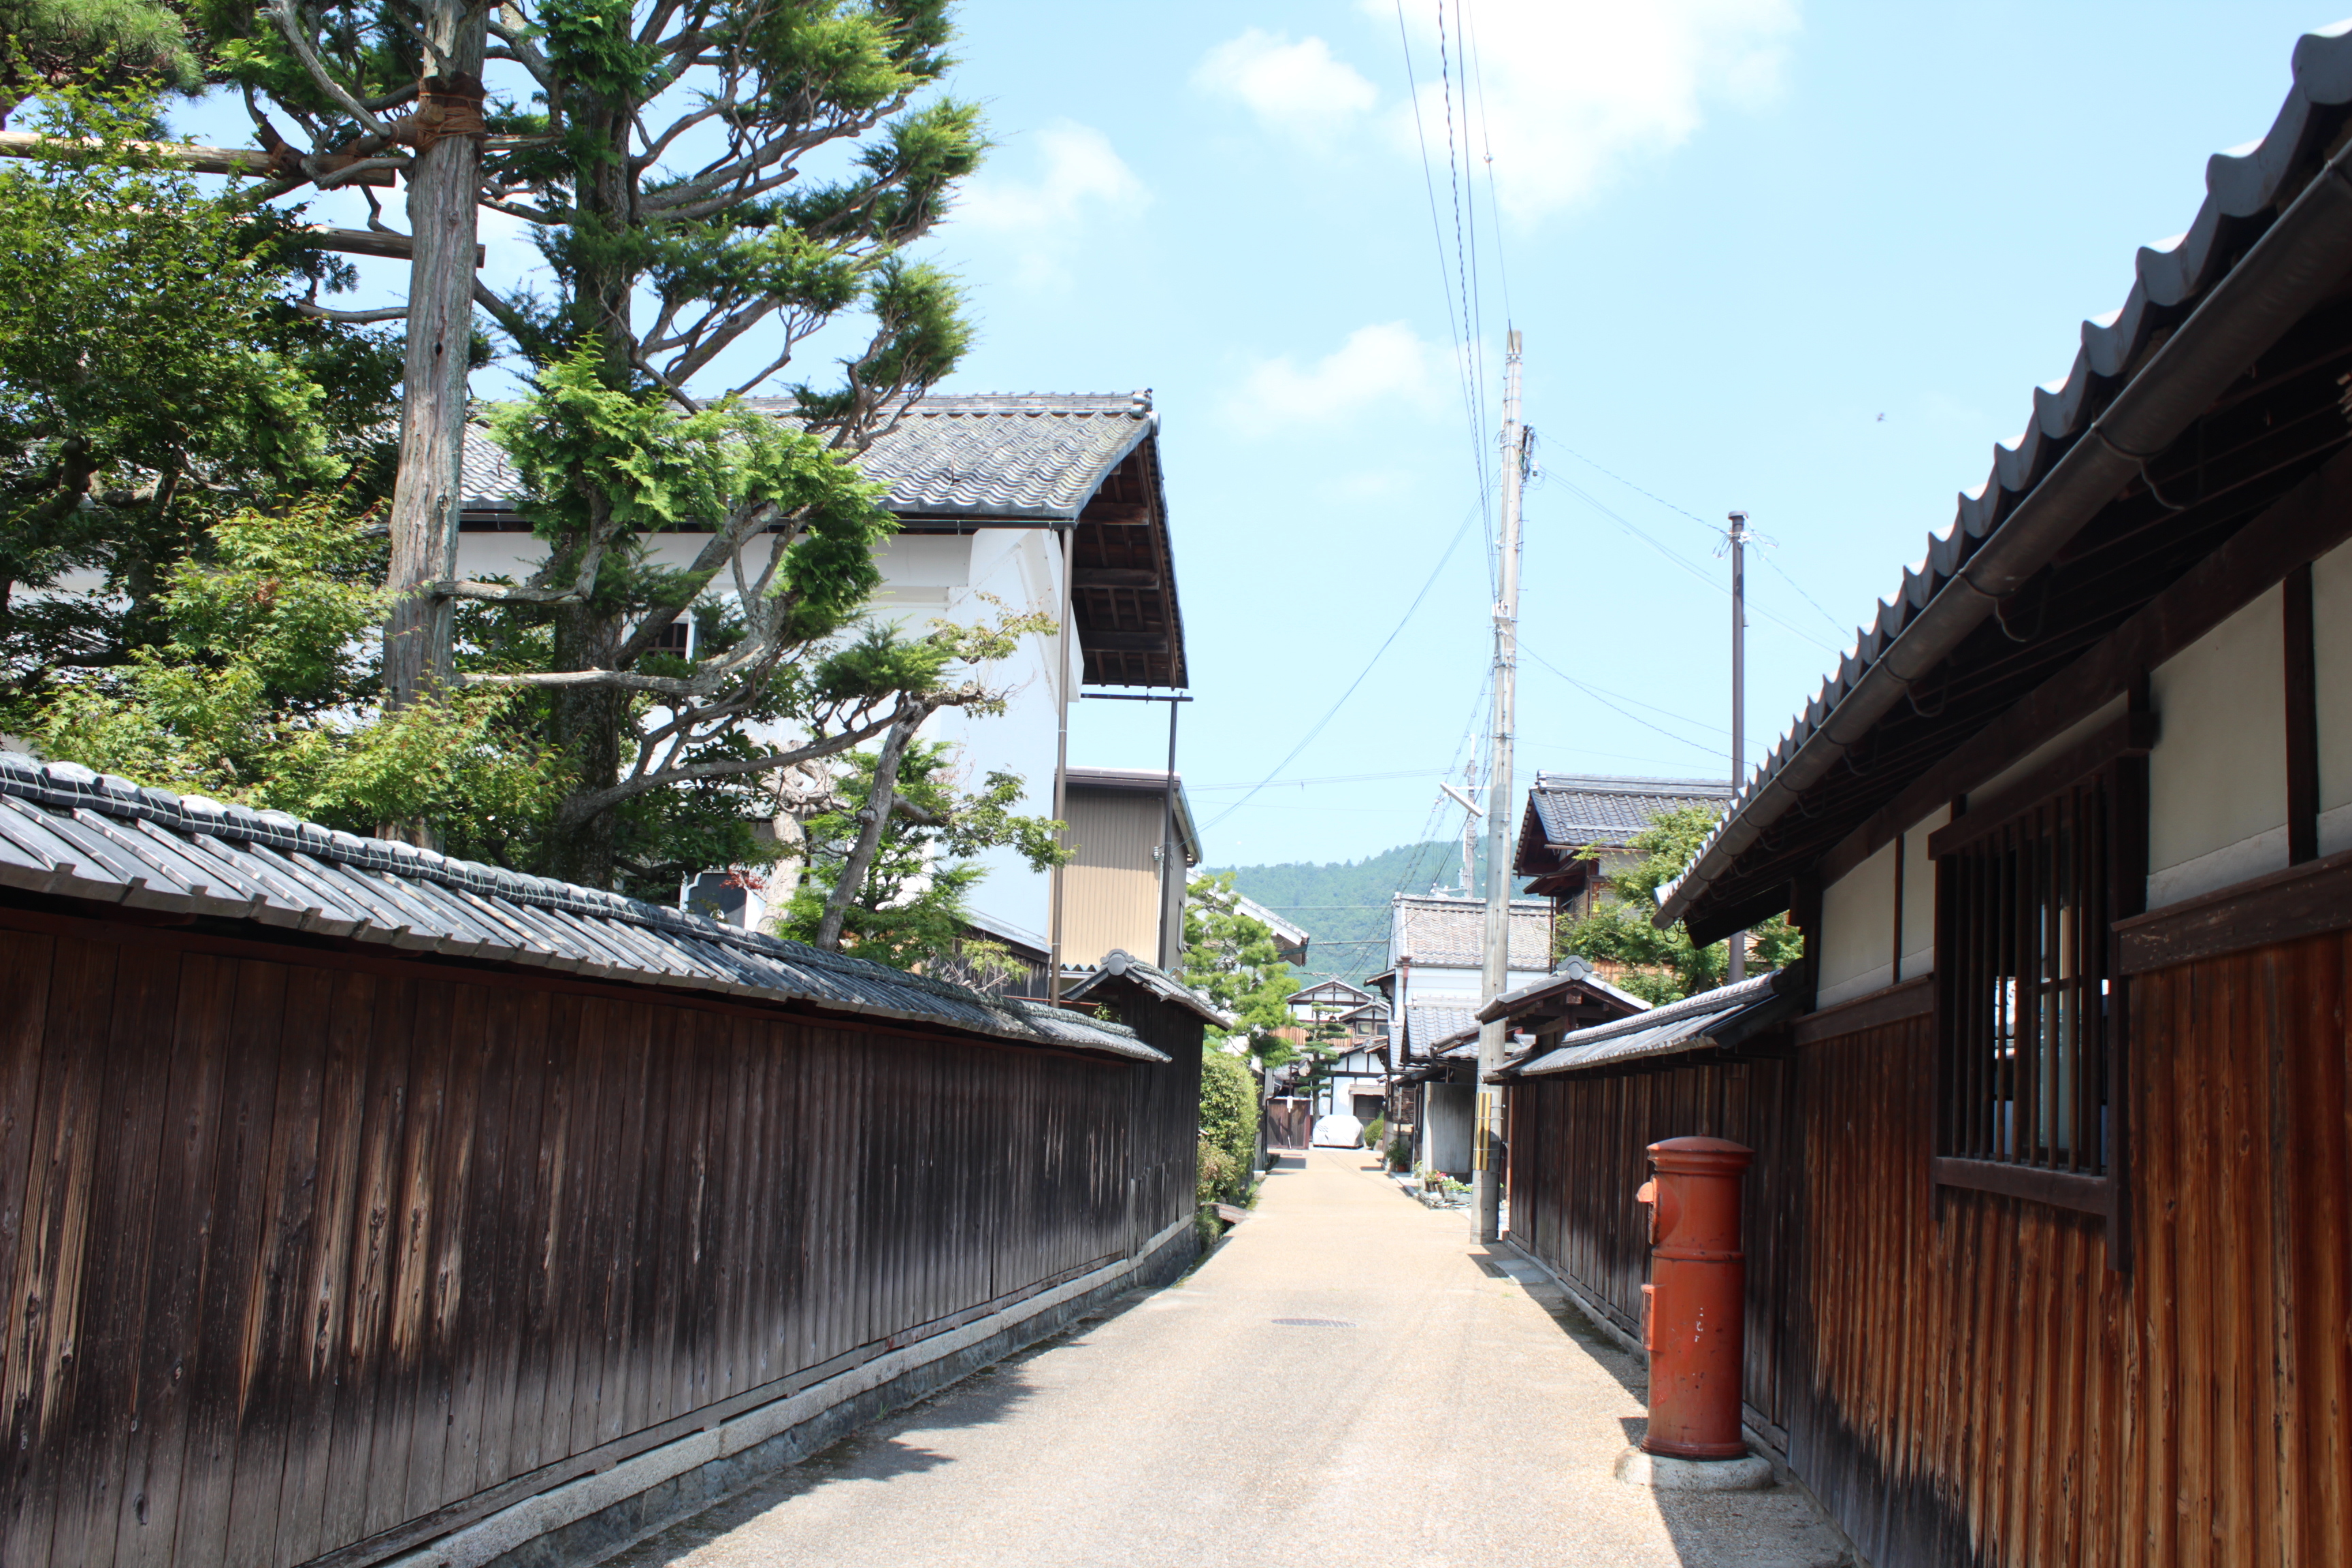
1204, 839, 1527, 984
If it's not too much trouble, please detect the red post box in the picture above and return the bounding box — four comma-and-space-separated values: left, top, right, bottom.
1634, 1135, 1752, 1459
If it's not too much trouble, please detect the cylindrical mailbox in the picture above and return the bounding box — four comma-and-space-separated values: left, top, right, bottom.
1635, 1135, 1752, 1459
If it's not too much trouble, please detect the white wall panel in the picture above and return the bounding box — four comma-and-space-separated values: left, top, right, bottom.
2314, 539, 2352, 854
1899, 806, 1946, 979
1818, 840, 1896, 1007
2149, 585, 2287, 906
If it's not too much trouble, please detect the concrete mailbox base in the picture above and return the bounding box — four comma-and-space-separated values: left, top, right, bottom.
1615, 1448, 1775, 1492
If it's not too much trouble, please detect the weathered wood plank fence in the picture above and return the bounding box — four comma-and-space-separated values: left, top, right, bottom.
1505, 931, 2351, 1567
0, 904, 1202, 1568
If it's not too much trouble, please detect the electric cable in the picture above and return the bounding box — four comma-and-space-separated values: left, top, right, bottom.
1202, 502, 1483, 833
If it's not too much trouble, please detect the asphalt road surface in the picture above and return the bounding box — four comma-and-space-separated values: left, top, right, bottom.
606, 1148, 1850, 1568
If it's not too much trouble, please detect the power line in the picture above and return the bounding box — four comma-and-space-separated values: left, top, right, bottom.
1550, 442, 1855, 640
1522, 647, 1730, 762
1545, 474, 1840, 655
1202, 502, 1483, 832
1392, 0, 1491, 513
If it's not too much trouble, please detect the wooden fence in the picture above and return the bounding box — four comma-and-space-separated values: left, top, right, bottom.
0, 905, 1201, 1568
1507, 932, 2351, 1567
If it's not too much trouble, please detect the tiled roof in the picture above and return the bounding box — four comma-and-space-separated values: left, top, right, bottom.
1661, 23, 2352, 928
1402, 1002, 1478, 1058
461, 392, 1156, 523
0, 754, 1163, 1062
1473, 956, 1652, 1024
1392, 894, 1552, 969
1526, 774, 1733, 850
1499, 972, 1798, 1079
1060, 948, 1232, 1028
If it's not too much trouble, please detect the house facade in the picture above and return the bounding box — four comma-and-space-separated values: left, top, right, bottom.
1513, 773, 1735, 924
1499, 32, 2352, 1565
1368, 893, 1552, 1173
457, 392, 1189, 945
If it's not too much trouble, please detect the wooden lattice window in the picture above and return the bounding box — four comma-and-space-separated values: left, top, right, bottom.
1929, 727, 2147, 1215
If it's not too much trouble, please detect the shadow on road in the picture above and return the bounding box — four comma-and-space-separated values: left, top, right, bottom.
609, 1291, 1162, 1568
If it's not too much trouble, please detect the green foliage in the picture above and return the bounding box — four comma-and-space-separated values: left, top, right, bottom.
1386, 1132, 1412, 1171
1196, 1047, 1258, 1207
0, 0, 201, 123
28, 504, 566, 840
1205, 839, 1524, 985
0, 88, 397, 685
1361, 1115, 1384, 1152
1183, 872, 1305, 1068
770, 735, 1064, 969
1557, 804, 1801, 1004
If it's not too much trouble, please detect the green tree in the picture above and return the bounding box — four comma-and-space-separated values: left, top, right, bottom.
0, 0, 201, 126
1182, 872, 1311, 1070
1558, 803, 1803, 1005
180, 0, 987, 885
0, 88, 399, 694
28, 501, 565, 838
770, 722, 1065, 969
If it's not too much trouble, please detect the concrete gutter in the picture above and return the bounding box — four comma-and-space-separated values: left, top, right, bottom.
383, 1213, 1198, 1568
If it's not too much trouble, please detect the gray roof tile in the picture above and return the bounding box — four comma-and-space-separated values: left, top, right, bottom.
462, 392, 1156, 522
1392, 894, 1552, 969
1666, 23, 2352, 919
0, 754, 1162, 1063
1526, 774, 1733, 850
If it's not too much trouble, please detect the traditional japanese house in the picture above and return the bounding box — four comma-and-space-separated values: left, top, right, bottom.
1408, 958, 1648, 1177
0, 753, 1208, 1568
1368, 893, 1554, 1173
457, 393, 1189, 949
1500, 28, 2352, 1566
1514, 773, 1736, 924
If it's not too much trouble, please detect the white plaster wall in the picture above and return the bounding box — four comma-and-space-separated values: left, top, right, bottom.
1817, 839, 1897, 1007
1898, 805, 1947, 980
922, 527, 1065, 938
2314, 539, 2352, 855
2149, 585, 2287, 907
448, 524, 1068, 936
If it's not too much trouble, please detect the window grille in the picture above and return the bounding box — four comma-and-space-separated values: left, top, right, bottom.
1935, 768, 2118, 1177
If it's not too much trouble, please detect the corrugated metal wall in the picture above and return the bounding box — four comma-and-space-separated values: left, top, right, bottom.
1062, 791, 1162, 967
0, 911, 1200, 1568
1507, 928, 2351, 1567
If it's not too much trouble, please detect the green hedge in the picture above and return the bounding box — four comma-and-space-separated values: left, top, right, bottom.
1197, 1049, 1257, 1206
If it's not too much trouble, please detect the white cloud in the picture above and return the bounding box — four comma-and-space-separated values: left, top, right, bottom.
951, 120, 1148, 283
1378, 0, 1799, 220
1226, 322, 1442, 429
1195, 29, 1379, 147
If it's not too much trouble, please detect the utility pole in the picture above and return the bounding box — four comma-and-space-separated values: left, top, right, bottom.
1476, 328, 1526, 1246
1727, 510, 1749, 987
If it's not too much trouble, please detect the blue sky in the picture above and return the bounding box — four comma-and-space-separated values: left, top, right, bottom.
181, 3, 2345, 874
907, 1, 2340, 872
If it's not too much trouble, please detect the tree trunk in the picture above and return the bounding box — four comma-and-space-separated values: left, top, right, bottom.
381, 0, 487, 720
815, 715, 922, 951
540, 86, 639, 883
547, 595, 625, 887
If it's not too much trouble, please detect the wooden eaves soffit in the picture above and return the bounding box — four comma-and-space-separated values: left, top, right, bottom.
457, 391, 1189, 691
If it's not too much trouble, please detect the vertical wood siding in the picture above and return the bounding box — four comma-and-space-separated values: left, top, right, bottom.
1507, 927, 2350, 1567
0, 919, 1200, 1568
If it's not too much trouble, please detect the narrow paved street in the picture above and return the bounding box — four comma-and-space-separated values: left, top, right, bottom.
610, 1151, 1848, 1568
